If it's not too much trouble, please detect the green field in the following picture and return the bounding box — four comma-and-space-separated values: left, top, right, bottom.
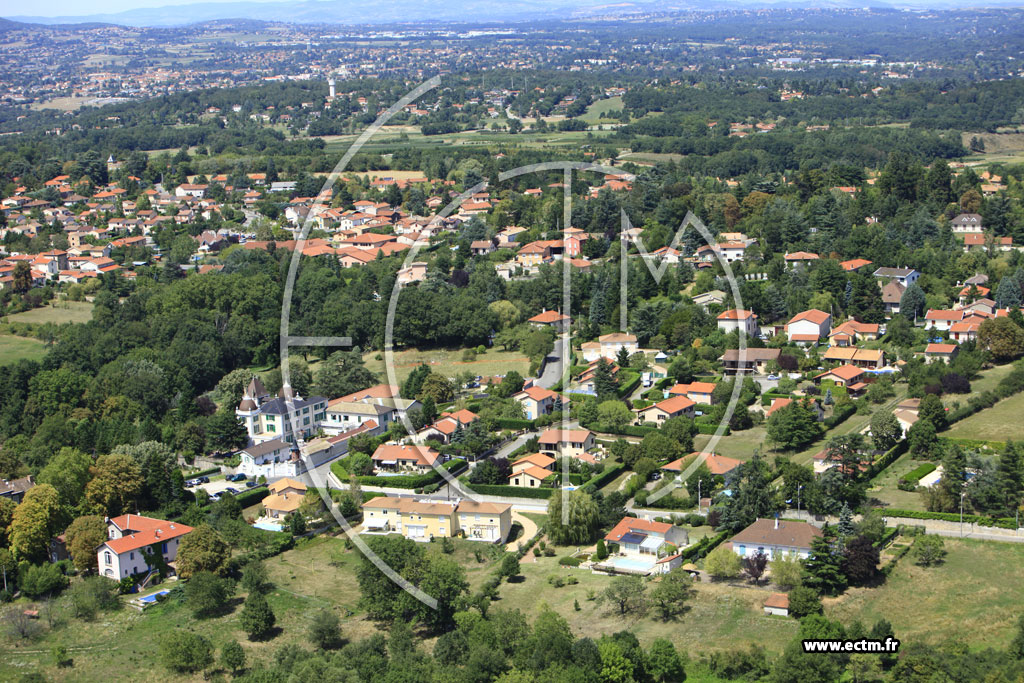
827, 538, 1024, 649
319, 125, 614, 156
580, 96, 624, 124
6, 529, 1024, 680
945, 391, 1024, 442
0, 334, 48, 363
361, 347, 531, 385
3, 301, 94, 325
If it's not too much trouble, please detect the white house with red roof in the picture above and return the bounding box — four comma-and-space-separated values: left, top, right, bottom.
527, 309, 571, 332
787, 309, 832, 344
604, 517, 689, 572
636, 395, 695, 424
98, 515, 193, 581
717, 309, 758, 336
925, 309, 965, 331
371, 444, 441, 473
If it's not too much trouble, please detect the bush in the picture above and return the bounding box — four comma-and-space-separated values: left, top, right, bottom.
19, 563, 67, 598
239, 591, 276, 640
787, 586, 823, 618
559, 556, 583, 567
912, 535, 947, 567
704, 545, 742, 579
823, 402, 857, 429
160, 631, 214, 673
685, 514, 706, 527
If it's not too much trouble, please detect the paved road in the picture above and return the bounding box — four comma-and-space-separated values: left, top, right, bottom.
536, 334, 569, 389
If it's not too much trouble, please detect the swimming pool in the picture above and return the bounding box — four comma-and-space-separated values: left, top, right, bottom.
254, 521, 284, 532
138, 590, 170, 604
605, 555, 656, 573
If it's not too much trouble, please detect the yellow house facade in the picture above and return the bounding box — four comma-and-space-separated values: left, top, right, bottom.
362, 496, 512, 543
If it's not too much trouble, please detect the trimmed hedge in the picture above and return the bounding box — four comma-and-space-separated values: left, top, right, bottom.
584, 422, 657, 437
823, 402, 856, 429
695, 422, 731, 436
559, 556, 583, 567
584, 463, 627, 491
617, 371, 642, 399
491, 417, 537, 431
882, 508, 1018, 529
188, 466, 221, 478
866, 441, 908, 481
874, 526, 899, 549
232, 486, 269, 508
463, 482, 554, 498
679, 530, 730, 561
899, 462, 937, 486
333, 458, 468, 489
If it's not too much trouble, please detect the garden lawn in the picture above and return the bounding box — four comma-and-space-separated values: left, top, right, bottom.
867, 453, 932, 512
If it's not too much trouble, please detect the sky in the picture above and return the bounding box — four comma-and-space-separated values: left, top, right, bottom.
2, 0, 283, 18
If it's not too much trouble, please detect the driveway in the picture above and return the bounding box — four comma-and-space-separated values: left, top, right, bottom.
508, 511, 539, 551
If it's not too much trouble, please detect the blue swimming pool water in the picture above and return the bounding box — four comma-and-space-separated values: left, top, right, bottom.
606, 556, 655, 572
139, 590, 170, 604
254, 521, 284, 532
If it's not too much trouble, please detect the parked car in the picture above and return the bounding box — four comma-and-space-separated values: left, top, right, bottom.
226, 473, 246, 482
245, 480, 259, 488
197, 476, 210, 484
185, 479, 199, 487
223, 487, 239, 495
208, 493, 221, 502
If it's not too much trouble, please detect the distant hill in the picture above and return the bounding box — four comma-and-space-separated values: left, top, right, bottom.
8, 0, 1024, 28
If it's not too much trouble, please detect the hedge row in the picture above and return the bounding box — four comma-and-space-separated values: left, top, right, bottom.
584, 463, 627, 491
584, 422, 657, 437
941, 437, 1006, 451
900, 462, 937, 485
882, 508, 1018, 529
617, 371, 642, 399
463, 482, 554, 498
491, 417, 537, 431
945, 361, 1024, 426
232, 486, 270, 508
874, 526, 900, 549
679, 530, 730, 562
695, 422, 731, 436
760, 392, 796, 406
823, 402, 857, 429
189, 466, 221, 478
333, 458, 468, 489
880, 541, 913, 577
865, 441, 908, 481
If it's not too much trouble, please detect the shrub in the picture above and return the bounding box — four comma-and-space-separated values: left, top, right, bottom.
160, 631, 213, 673
548, 575, 566, 587
787, 586, 823, 618
912, 535, 947, 567
559, 556, 583, 567
685, 514, 706, 527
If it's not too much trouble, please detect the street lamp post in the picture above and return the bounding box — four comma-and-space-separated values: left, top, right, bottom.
798, 485, 804, 515
960, 492, 966, 538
